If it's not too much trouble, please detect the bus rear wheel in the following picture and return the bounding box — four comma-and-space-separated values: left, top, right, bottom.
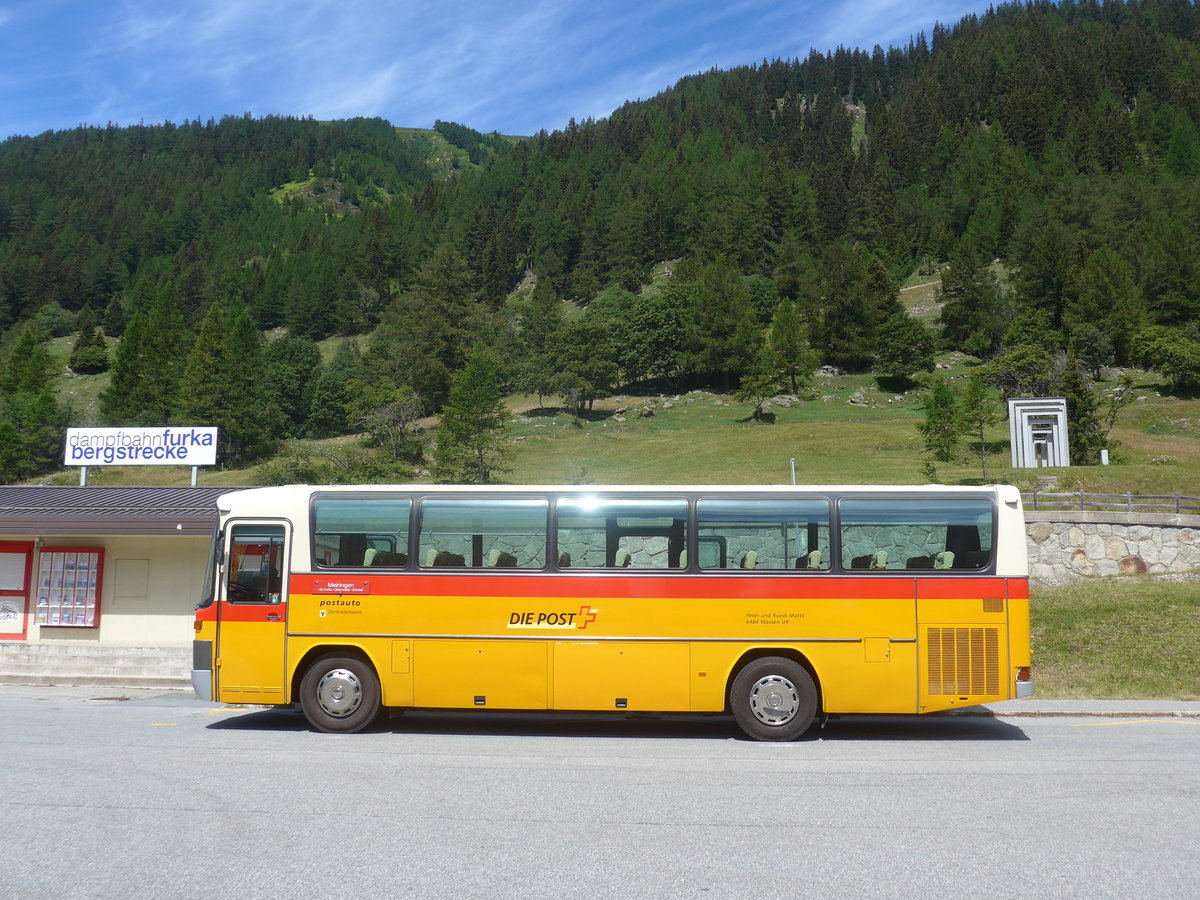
730, 657, 818, 741
299, 654, 381, 734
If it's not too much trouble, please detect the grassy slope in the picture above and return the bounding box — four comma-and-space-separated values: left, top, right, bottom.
44, 323, 1200, 494
1032, 578, 1200, 699
393, 126, 527, 180
393, 126, 473, 179
502, 372, 1200, 495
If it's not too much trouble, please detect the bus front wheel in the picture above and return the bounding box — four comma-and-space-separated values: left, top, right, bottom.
730, 657, 818, 741
299, 654, 381, 734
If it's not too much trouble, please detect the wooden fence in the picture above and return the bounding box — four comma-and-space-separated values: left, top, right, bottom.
1022, 491, 1200, 515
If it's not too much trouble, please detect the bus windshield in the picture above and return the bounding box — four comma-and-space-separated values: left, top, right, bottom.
195, 526, 220, 610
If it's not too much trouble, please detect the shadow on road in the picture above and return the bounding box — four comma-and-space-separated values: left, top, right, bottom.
208, 707, 1029, 742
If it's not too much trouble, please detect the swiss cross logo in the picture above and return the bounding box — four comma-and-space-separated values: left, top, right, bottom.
577, 605, 597, 629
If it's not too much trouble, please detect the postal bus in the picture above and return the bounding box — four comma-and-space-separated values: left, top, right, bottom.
192, 484, 1032, 741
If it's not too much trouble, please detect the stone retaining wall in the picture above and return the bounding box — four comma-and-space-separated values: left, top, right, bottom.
1026, 511, 1200, 582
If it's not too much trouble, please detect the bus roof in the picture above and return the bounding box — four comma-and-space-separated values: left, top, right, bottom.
218, 483, 1021, 511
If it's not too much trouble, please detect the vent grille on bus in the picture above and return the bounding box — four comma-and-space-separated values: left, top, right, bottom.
927, 627, 1000, 696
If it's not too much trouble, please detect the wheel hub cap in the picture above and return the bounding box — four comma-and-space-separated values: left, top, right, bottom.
748, 675, 800, 726
316, 668, 362, 718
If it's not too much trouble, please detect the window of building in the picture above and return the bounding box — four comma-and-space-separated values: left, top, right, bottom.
35, 548, 103, 627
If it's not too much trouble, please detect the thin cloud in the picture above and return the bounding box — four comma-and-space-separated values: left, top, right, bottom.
1, 0, 999, 139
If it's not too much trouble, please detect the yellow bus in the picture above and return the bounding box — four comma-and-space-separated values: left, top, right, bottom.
192, 484, 1032, 740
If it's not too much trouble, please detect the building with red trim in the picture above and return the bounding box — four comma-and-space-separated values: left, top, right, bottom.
0, 487, 222, 664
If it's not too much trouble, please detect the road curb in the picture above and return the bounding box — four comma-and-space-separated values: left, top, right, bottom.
945, 703, 1200, 718
0, 675, 191, 690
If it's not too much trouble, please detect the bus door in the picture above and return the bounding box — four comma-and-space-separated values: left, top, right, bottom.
216, 522, 290, 704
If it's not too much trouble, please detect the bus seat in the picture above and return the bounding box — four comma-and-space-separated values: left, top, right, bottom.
906, 555, 932, 569
558, 551, 572, 568
954, 550, 990, 569
371, 550, 407, 566
487, 549, 517, 567
870, 551, 888, 569
933, 550, 955, 569
424, 549, 439, 567
234, 572, 267, 601
795, 550, 820, 569
433, 550, 466, 567
850, 554, 872, 569
739, 551, 758, 569
676, 550, 686, 568
363, 548, 377, 566
613, 548, 632, 567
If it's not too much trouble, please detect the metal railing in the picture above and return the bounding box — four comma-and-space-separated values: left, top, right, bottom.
1022, 491, 1200, 514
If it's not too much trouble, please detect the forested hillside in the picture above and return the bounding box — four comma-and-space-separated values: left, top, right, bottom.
1, 0, 1199, 481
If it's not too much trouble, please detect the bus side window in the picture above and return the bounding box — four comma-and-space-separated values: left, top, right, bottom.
313, 496, 411, 568
556, 498, 687, 569
839, 498, 994, 572
417, 498, 548, 569
695, 498, 830, 571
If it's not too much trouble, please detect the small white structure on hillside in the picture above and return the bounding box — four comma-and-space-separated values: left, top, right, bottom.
1008, 398, 1070, 468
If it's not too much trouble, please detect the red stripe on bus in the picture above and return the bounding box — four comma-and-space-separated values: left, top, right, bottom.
289, 572, 970, 601
913, 577, 1011, 599
216, 602, 288, 623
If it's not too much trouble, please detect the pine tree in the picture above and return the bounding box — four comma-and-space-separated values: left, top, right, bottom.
264, 334, 323, 437
512, 280, 565, 405
221, 305, 285, 462
763, 298, 818, 394
432, 346, 511, 484
960, 371, 1001, 481
873, 311, 936, 385
556, 317, 621, 421
683, 258, 760, 390
0, 325, 69, 483
68, 307, 109, 374
1059, 356, 1106, 466
917, 373, 962, 479
813, 243, 899, 371
1063, 246, 1148, 365
306, 342, 365, 438
176, 301, 281, 465
100, 289, 185, 425
369, 244, 482, 410
938, 244, 1009, 357
175, 301, 228, 432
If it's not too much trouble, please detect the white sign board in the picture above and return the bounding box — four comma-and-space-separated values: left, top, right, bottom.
64, 427, 219, 467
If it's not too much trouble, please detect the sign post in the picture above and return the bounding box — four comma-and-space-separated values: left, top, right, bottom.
64, 427, 219, 483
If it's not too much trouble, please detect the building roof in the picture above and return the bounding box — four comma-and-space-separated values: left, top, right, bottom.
0, 486, 227, 536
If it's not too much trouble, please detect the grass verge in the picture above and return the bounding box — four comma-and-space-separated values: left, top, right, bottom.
1032, 578, 1200, 699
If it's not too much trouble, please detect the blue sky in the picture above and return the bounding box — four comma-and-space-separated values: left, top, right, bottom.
1, 0, 994, 140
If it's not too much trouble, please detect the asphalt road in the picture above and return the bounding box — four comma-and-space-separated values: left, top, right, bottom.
1, 686, 1197, 899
